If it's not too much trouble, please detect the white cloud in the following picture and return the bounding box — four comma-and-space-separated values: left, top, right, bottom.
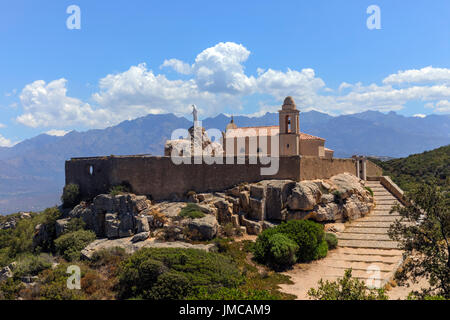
14, 43, 450, 131
413, 114, 426, 118
383, 66, 450, 85
17, 79, 112, 128
45, 129, 69, 136
425, 100, 450, 113
160, 59, 192, 75
0, 134, 13, 147
0, 123, 5, 128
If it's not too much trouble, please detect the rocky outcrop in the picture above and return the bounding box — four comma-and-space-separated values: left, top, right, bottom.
0, 265, 13, 281
287, 182, 322, 211
81, 237, 216, 260
65, 193, 153, 239
57, 173, 372, 242
0, 212, 32, 231
187, 215, 218, 240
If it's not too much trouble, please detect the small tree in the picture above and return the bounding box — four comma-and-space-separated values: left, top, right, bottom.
308, 269, 388, 300
388, 184, 449, 298
61, 184, 80, 208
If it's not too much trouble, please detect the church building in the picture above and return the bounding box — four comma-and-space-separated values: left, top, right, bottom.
223, 96, 334, 159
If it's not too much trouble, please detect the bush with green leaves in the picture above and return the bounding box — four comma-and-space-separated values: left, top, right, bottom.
324, 233, 338, 250
54, 230, 96, 262
0, 278, 24, 300
389, 184, 450, 298
254, 220, 326, 267
192, 287, 278, 300
117, 248, 244, 300
13, 253, 53, 278
109, 184, 131, 196
178, 203, 205, 219
308, 269, 388, 300
61, 184, 80, 208
265, 233, 298, 270
0, 207, 61, 267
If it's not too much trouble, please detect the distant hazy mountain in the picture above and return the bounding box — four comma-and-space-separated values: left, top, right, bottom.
0, 110, 448, 214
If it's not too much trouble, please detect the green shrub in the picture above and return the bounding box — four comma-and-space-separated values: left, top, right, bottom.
276, 220, 325, 262
61, 184, 80, 208
147, 271, 192, 300
13, 253, 53, 277
192, 287, 278, 300
253, 220, 326, 267
325, 233, 338, 250
0, 278, 24, 300
266, 234, 298, 270
38, 263, 86, 300
315, 240, 328, 259
54, 230, 96, 262
64, 218, 86, 234
308, 269, 388, 300
179, 203, 205, 219
109, 184, 131, 196
117, 248, 243, 299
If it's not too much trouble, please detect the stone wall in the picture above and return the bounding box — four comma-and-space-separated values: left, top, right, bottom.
366, 160, 383, 177
66, 156, 301, 201
299, 157, 358, 181
66, 155, 382, 202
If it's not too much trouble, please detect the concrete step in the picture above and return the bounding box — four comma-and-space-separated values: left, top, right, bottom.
370, 211, 401, 217
373, 192, 393, 197
373, 204, 396, 210
339, 239, 400, 249
337, 248, 403, 256
327, 254, 401, 264
321, 269, 391, 281
343, 227, 390, 234
324, 261, 397, 273
372, 187, 390, 190
347, 221, 394, 228
337, 233, 392, 241
376, 200, 399, 205
360, 215, 399, 222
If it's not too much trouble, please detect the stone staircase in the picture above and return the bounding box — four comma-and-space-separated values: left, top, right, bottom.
326, 180, 405, 287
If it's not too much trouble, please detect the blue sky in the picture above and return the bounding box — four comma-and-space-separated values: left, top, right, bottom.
1, 0, 449, 145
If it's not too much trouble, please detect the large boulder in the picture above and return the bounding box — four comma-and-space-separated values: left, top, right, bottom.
135, 215, 150, 233
330, 173, 366, 199
105, 213, 120, 239
240, 216, 262, 235
187, 215, 219, 240
344, 194, 371, 220
265, 180, 296, 220
0, 266, 13, 281
81, 238, 215, 260
55, 219, 70, 238
287, 182, 322, 211
32, 223, 52, 249
313, 203, 344, 222
131, 232, 150, 243
214, 199, 233, 224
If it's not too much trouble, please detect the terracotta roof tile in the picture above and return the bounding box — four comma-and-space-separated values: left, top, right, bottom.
225, 126, 325, 141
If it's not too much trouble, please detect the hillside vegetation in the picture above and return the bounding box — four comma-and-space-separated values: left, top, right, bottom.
370, 145, 450, 192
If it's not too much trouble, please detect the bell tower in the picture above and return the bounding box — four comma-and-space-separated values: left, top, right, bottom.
279, 96, 300, 156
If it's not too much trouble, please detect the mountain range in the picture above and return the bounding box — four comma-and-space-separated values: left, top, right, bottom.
0, 110, 448, 214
